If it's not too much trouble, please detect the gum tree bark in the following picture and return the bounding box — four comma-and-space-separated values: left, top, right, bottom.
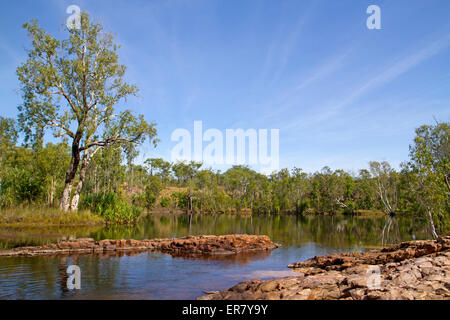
60, 131, 82, 211
69, 153, 87, 211
427, 210, 439, 239
70, 146, 101, 211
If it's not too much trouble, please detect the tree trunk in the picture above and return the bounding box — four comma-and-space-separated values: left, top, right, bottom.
60, 132, 82, 211
49, 177, 55, 206
427, 210, 439, 239
60, 182, 73, 211
70, 153, 88, 211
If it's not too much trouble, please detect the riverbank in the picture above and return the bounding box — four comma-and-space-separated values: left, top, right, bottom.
198, 236, 450, 300
147, 208, 387, 217
0, 206, 413, 229
0, 208, 104, 228
0, 234, 279, 257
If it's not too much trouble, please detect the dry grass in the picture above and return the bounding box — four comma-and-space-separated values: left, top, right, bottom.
0, 207, 105, 227
159, 186, 187, 198
353, 209, 387, 217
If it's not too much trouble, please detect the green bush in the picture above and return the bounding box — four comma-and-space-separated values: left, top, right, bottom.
131, 193, 146, 207
297, 198, 310, 214
80, 192, 142, 224
143, 176, 163, 208
171, 191, 188, 209
0, 167, 43, 206
160, 197, 171, 208
343, 200, 355, 215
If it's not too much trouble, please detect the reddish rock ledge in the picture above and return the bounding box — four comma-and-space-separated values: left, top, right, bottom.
198, 236, 450, 300
0, 234, 279, 257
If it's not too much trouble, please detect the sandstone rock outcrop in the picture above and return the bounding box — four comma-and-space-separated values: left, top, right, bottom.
0, 234, 279, 257
198, 236, 450, 300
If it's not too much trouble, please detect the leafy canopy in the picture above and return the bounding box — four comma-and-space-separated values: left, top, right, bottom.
16, 12, 157, 153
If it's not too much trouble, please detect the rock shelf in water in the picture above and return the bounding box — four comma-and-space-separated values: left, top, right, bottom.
198, 236, 450, 300
0, 234, 279, 257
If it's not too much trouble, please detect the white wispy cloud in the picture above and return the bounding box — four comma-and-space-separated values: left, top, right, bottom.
295, 50, 350, 91
256, 2, 317, 88
333, 35, 450, 111
270, 13, 310, 83
283, 33, 450, 131
253, 50, 350, 125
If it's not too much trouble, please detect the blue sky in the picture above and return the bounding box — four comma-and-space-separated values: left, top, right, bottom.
1, 0, 449, 173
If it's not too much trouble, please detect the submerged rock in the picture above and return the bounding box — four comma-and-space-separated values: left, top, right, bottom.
198, 236, 450, 300
0, 234, 279, 257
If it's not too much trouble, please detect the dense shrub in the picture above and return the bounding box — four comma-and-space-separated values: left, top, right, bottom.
131, 193, 146, 208
171, 191, 188, 209
343, 200, 356, 215
296, 198, 310, 214
0, 167, 43, 206
80, 192, 142, 224
160, 197, 171, 208
143, 176, 163, 209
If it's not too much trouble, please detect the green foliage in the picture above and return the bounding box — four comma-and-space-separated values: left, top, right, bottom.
84, 146, 126, 194
144, 158, 172, 183
80, 192, 141, 224
343, 200, 355, 215
160, 197, 171, 208
1, 167, 42, 206
143, 176, 163, 209
297, 198, 311, 214
0, 117, 18, 158
171, 191, 189, 210
172, 161, 202, 186
407, 121, 449, 234
16, 14, 158, 149
0, 142, 69, 207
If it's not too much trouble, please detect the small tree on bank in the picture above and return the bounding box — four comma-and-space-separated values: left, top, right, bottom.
407, 122, 449, 238
369, 161, 398, 216
16, 13, 157, 211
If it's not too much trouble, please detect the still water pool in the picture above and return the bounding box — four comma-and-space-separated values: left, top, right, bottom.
0, 214, 430, 299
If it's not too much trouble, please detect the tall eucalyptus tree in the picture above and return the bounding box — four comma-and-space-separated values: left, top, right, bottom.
16, 13, 157, 211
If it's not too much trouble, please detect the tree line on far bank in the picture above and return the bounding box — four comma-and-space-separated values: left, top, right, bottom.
1, 115, 449, 235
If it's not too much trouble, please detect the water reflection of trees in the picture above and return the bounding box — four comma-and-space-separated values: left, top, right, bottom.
0, 225, 103, 249
87, 213, 431, 249
0, 214, 433, 252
